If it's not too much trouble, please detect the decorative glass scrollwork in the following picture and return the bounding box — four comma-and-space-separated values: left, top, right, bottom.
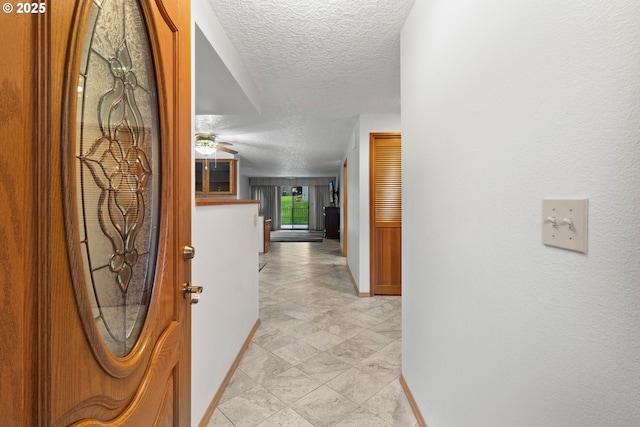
75, 0, 161, 357
81, 42, 152, 293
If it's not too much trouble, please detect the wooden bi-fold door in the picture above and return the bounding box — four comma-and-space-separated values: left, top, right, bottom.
370, 132, 402, 295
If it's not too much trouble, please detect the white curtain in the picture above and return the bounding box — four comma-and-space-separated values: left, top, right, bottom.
314, 185, 331, 231
250, 186, 281, 231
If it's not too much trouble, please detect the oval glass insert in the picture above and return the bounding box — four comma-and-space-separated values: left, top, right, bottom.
75, 0, 161, 357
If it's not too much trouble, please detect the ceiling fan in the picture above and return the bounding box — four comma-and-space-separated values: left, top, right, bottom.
195, 132, 238, 170
194, 132, 238, 156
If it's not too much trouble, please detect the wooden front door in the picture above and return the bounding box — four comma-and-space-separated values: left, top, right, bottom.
370, 133, 402, 295
0, 1, 192, 425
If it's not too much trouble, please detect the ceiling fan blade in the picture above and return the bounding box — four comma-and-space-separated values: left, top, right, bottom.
215, 141, 233, 146
215, 145, 238, 155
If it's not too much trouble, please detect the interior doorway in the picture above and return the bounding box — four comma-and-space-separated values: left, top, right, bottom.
281, 186, 310, 230
342, 160, 348, 257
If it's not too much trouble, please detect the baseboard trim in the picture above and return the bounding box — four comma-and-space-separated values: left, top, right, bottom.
198, 318, 261, 427
400, 374, 427, 427
346, 262, 369, 297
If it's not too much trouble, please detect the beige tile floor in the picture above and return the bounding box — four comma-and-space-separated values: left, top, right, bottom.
208, 240, 417, 427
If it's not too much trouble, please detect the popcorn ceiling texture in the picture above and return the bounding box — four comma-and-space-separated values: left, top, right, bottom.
197, 0, 415, 177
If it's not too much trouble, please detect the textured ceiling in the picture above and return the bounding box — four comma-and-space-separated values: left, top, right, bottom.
195, 0, 415, 177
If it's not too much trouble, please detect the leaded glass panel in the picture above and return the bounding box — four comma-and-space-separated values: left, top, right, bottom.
75, 0, 161, 357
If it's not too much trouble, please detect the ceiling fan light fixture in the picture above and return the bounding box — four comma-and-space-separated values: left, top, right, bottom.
194, 132, 218, 156
194, 132, 239, 157
195, 145, 217, 156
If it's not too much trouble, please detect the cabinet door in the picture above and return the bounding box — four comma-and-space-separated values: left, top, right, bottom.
195, 159, 205, 194
206, 159, 237, 195
207, 159, 231, 193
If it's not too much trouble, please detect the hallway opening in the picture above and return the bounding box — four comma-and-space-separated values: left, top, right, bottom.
207, 241, 416, 426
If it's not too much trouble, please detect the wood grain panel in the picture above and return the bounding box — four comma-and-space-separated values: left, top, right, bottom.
0, 9, 38, 427
155, 376, 175, 427
70, 322, 181, 427
372, 228, 402, 294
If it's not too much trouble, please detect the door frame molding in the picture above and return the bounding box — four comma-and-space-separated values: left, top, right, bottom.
342, 159, 348, 257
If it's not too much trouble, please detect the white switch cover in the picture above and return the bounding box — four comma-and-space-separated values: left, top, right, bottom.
542, 198, 588, 253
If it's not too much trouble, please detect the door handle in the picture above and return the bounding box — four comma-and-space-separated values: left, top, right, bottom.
183, 245, 196, 260
183, 281, 203, 304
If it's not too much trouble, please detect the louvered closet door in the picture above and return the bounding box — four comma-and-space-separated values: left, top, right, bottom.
370, 133, 402, 295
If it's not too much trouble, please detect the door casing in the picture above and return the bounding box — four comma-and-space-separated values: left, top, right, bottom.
342, 159, 348, 257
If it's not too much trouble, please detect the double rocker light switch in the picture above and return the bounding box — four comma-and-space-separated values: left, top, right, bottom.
542, 198, 588, 254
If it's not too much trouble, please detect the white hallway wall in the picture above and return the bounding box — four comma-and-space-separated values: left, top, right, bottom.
401, 1, 640, 426
191, 203, 259, 425
344, 114, 401, 293
190, 3, 261, 424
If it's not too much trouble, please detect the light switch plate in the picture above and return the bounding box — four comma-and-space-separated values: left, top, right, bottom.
542, 198, 588, 253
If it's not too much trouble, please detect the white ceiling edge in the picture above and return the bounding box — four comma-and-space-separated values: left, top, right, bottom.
193, 0, 261, 114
